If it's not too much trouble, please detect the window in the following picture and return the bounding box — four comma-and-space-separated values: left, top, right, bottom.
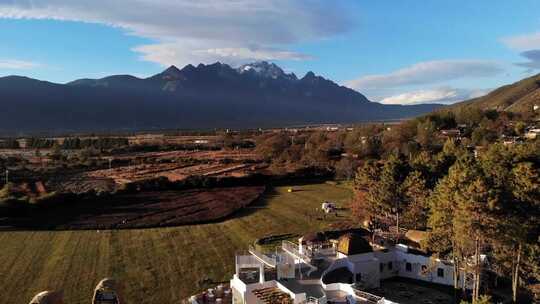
388, 262, 393, 270
380, 263, 384, 272
405, 262, 412, 272
437, 268, 444, 278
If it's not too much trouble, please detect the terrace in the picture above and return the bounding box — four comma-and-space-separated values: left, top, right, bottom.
224, 225, 488, 304
231, 234, 391, 304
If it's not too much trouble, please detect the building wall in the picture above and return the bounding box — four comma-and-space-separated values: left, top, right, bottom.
338, 246, 471, 289
325, 253, 380, 289
374, 250, 398, 280
393, 249, 455, 286
351, 259, 380, 289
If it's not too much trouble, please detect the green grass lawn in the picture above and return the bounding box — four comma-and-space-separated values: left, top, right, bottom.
0, 183, 353, 304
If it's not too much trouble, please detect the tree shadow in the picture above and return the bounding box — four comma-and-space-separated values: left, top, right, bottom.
0, 186, 269, 231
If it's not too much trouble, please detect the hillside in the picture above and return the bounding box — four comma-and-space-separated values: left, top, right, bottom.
451, 73, 540, 115
0, 62, 441, 134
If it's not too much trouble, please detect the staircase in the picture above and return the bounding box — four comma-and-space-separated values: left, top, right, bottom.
282, 241, 318, 276
248, 245, 277, 268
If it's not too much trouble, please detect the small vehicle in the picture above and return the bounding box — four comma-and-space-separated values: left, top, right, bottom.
322, 201, 337, 213
92, 278, 121, 304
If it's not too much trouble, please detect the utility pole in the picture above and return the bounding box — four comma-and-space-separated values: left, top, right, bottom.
395, 200, 400, 240
109, 158, 112, 170
396, 211, 399, 236
5, 169, 8, 184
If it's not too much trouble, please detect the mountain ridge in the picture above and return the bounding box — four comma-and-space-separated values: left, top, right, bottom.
0, 61, 442, 134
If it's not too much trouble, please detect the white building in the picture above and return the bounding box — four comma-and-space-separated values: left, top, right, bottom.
225, 231, 475, 304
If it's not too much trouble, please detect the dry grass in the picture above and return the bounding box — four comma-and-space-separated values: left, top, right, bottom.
0, 183, 352, 304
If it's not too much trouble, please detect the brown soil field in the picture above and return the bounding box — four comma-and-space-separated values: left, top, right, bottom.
0, 186, 265, 230
87, 161, 266, 184
127, 134, 221, 145
82, 148, 265, 184
112, 149, 261, 162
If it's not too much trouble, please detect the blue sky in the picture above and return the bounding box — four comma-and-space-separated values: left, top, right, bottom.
0, 1, 539, 105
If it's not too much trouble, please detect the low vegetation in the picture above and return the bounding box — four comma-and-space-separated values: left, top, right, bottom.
0, 183, 352, 304
0, 105, 537, 303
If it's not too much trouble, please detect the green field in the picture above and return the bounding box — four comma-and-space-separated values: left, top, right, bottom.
0, 183, 353, 304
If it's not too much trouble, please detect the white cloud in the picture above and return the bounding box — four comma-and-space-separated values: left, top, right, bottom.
0, 59, 39, 69
133, 43, 313, 67
502, 32, 540, 50
0, 1, 349, 67
345, 60, 503, 90
378, 87, 491, 105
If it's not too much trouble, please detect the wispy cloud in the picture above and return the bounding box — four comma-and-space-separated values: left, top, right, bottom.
501, 32, 540, 50
0, 1, 350, 67
379, 87, 491, 105
500, 32, 540, 70
514, 49, 540, 70
133, 44, 314, 67
345, 60, 503, 91
0, 59, 40, 70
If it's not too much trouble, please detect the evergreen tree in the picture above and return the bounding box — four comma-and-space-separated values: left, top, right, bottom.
427, 155, 483, 299
401, 171, 429, 230
453, 177, 494, 301
507, 162, 540, 302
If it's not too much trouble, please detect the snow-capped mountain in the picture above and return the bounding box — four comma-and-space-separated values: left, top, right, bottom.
0, 61, 441, 132
238, 61, 297, 81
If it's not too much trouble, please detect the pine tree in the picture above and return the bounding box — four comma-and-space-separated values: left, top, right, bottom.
507, 162, 540, 302
427, 155, 483, 299
401, 171, 429, 230
454, 177, 494, 301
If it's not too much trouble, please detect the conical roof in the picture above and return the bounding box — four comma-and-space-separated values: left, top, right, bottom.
337, 233, 372, 256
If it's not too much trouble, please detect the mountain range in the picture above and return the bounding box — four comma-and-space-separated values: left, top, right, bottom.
0, 61, 442, 134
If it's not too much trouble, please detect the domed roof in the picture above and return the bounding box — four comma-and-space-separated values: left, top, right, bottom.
302, 232, 326, 243
337, 233, 372, 256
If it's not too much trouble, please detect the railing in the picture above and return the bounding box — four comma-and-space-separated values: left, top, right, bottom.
352, 288, 383, 304
282, 241, 318, 276
282, 241, 311, 263
314, 246, 336, 257
248, 245, 277, 268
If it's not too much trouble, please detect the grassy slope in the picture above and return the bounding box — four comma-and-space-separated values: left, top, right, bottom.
0, 183, 353, 304
450, 73, 540, 114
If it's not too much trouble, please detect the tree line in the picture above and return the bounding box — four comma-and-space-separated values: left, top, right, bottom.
253, 108, 538, 302
354, 140, 539, 303
254, 108, 534, 178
